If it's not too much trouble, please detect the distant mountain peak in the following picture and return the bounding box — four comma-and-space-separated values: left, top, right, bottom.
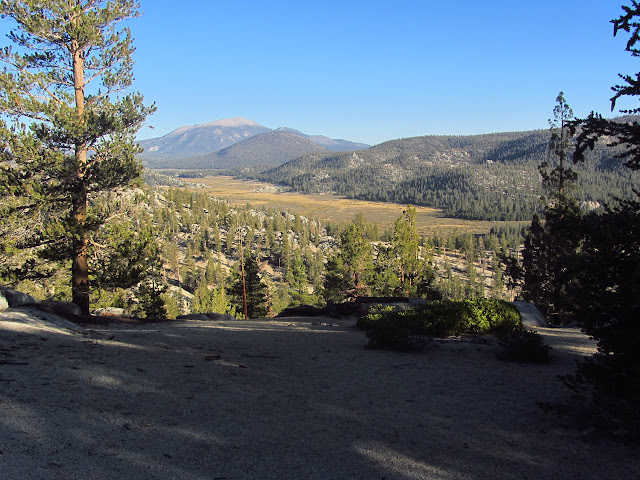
139, 118, 369, 167
172, 117, 262, 134
139, 117, 270, 160
205, 117, 261, 128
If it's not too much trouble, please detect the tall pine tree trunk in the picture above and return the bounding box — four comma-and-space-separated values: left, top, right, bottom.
71, 174, 89, 314
71, 37, 90, 314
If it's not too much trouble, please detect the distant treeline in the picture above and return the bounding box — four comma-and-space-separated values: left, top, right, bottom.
240, 129, 639, 221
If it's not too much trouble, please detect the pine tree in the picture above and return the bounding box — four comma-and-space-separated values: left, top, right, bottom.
263, 220, 274, 251
180, 254, 198, 293
162, 291, 184, 319
305, 247, 324, 295
289, 249, 309, 303
134, 276, 167, 319
571, 2, 640, 172
522, 93, 582, 323
204, 253, 225, 288
92, 223, 164, 293
391, 206, 420, 293
323, 255, 349, 302
371, 244, 401, 297
540, 92, 578, 203
164, 241, 181, 288
562, 2, 640, 430
192, 281, 228, 315
211, 223, 222, 254
228, 255, 268, 319
281, 232, 293, 282
0, 1, 154, 314
465, 252, 478, 293
335, 221, 374, 299
491, 253, 505, 299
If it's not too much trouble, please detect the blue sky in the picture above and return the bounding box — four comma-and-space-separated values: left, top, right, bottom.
5, 1, 637, 146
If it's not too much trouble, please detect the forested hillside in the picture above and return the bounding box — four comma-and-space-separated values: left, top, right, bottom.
142, 188, 524, 316
2, 185, 524, 318
244, 128, 638, 221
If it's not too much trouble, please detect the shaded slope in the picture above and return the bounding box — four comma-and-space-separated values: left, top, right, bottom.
248, 130, 638, 221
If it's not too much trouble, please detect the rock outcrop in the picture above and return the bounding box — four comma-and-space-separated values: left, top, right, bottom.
0, 286, 36, 310
512, 301, 548, 327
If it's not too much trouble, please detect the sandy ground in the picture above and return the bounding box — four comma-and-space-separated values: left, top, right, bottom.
0, 309, 638, 480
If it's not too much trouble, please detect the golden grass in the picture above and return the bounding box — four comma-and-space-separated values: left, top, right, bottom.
189, 176, 525, 236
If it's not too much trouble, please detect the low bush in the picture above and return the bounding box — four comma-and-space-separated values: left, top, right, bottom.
364, 314, 424, 351
356, 305, 395, 329
361, 298, 522, 350
463, 298, 522, 332
496, 327, 551, 363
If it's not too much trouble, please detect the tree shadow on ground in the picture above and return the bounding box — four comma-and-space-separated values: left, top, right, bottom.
0, 315, 637, 480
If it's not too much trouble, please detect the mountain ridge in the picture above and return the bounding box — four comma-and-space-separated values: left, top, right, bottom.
145, 130, 332, 170
241, 127, 638, 221
139, 118, 271, 160
275, 127, 370, 151
138, 117, 370, 167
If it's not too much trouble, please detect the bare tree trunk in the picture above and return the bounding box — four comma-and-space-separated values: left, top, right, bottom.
71, 178, 89, 314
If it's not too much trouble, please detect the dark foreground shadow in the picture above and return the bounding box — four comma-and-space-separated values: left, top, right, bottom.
0, 316, 637, 480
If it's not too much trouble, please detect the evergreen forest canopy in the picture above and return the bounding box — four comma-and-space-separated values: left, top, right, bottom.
238, 126, 639, 221
0, 177, 524, 319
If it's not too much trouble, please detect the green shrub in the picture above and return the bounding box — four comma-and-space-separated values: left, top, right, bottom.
463, 298, 523, 332
360, 298, 522, 350
415, 300, 468, 336
356, 305, 395, 329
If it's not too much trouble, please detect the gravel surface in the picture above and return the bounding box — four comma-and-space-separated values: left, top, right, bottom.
0, 309, 638, 480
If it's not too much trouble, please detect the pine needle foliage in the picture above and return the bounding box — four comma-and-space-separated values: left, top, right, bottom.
0, 1, 155, 313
